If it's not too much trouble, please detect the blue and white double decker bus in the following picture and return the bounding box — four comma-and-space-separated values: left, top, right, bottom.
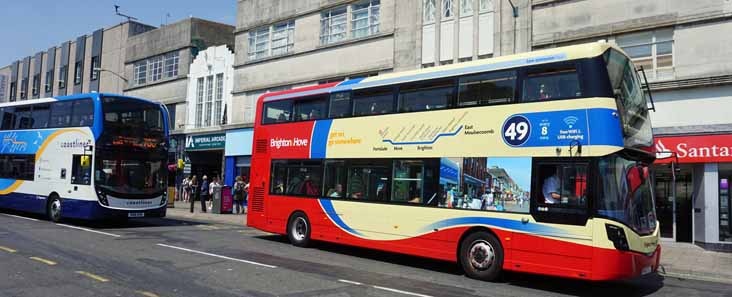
0, 93, 169, 221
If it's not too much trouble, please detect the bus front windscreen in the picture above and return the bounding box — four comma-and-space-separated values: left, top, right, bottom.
95, 154, 166, 197
596, 154, 657, 235
96, 96, 167, 198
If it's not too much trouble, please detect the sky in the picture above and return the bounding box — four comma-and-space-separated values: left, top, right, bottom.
487, 157, 532, 191
0, 0, 237, 66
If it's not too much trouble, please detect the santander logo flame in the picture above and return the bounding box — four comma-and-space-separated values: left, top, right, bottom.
655, 140, 673, 160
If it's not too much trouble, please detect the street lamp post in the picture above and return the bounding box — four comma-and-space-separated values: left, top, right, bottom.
93, 67, 128, 83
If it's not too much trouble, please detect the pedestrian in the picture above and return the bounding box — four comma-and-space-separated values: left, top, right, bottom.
233, 176, 245, 214
189, 175, 199, 213
209, 176, 223, 211
200, 175, 210, 213
182, 175, 191, 202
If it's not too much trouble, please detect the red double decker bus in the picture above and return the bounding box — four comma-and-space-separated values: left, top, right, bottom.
248, 43, 660, 281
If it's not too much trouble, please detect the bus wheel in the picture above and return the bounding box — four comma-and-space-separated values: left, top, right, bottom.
460, 231, 503, 281
47, 195, 62, 223
287, 212, 311, 248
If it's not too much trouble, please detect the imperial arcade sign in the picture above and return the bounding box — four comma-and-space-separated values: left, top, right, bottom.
655, 134, 732, 164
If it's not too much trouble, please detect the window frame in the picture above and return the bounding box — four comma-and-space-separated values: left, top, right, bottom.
73, 61, 83, 85
530, 158, 593, 225
0, 154, 36, 181
90, 56, 100, 81
134, 61, 147, 85
320, 6, 348, 45
519, 61, 584, 103
262, 99, 294, 124
616, 28, 674, 80
293, 95, 329, 122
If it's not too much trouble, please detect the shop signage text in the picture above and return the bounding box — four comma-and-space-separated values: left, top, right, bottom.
655, 134, 732, 163
185, 134, 225, 151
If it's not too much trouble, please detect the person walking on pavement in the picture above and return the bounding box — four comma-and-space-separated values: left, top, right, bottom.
200, 175, 210, 213
233, 176, 245, 214
209, 176, 223, 212
189, 175, 199, 213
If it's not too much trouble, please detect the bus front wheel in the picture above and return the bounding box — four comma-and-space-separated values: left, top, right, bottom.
287, 212, 312, 248
47, 195, 62, 223
459, 231, 503, 281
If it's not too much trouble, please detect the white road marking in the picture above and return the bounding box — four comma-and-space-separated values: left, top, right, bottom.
1, 213, 40, 221
372, 286, 434, 297
156, 243, 277, 269
56, 224, 121, 238
338, 279, 363, 285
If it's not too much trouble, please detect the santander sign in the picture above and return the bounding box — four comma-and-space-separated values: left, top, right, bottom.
654, 134, 732, 164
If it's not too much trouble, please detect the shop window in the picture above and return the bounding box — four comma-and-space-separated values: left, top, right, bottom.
352, 88, 394, 116
458, 70, 516, 106
262, 100, 292, 124
522, 65, 581, 102
398, 79, 454, 112
293, 96, 328, 121
329, 92, 351, 118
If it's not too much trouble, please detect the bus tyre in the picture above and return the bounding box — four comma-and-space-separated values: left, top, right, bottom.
460, 231, 503, 281
287, 212, 312, 248
47, 195, 62, 223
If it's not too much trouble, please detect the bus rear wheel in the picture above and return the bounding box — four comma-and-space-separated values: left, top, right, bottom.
47, 195, 62, 223
287, 212, 311, 248
459, 231, 503, 281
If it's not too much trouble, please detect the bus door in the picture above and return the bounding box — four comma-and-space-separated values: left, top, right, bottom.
511, 160, 594, 276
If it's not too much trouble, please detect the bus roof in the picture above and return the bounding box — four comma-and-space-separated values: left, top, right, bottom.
0, 93, 163, 108
262, 42, 623, 103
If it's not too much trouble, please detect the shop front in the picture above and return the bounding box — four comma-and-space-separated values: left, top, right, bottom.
654, 134, 732, 249
184, 133, 226, 182
224, 128, 254, 186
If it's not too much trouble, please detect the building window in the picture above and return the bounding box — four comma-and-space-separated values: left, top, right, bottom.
204, 75, 214, 127
424, 0, 436, 23
20, 79, 28, 100
195, 77, 204, 128
59, 66, 68, 89
271, 21, 295, 57
479, 0, 492, 12
90, 56, 100, 81
442, 0, 454, 19
248, 27, 270, 60
321, 6, 348, 45
9, 82, 16, 101
214, 73, 224, 126
74, 62, 82, 85
247, 20, 296, 61
32, 74, 40, 96
616, 28, 674, 80
460, 0, 473, 16
164, 51, 179, 78
150, 56, 163, 82
134, 61, 147, 85
351, 0, 380, 39
44, 70, 54, 93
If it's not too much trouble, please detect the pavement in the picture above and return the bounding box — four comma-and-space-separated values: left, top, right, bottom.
165, 203, 732, 285
2, 206, 731, 297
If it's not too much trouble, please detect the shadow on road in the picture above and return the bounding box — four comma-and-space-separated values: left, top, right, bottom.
0, 208, 211, 229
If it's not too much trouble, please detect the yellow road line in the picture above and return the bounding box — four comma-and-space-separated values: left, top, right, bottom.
0, 246, 17, 253
136, 290, 160, 297
29, 257, 57, 266
76, 271, 110, 282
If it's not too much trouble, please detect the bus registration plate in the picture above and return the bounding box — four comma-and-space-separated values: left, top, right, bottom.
641, 266, 652, 275
128, 212, 145, 218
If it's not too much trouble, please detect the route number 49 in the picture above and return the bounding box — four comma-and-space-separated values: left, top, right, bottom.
502, 116, 531, 146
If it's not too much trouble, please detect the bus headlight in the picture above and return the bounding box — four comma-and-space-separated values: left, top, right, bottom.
606, 224, 629, 251
160, 192, 167, 206
96, 190, 109, 206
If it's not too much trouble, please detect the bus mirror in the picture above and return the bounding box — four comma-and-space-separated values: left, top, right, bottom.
80, 155, 91, 167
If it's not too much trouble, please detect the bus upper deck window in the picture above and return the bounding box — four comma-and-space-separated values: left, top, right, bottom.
352, 88, 394, 116
263, 100, 292, 124
293, 96, 327, 121
522, 66, 581, 102
458, 70, 516, 106
329, 93, 351, 118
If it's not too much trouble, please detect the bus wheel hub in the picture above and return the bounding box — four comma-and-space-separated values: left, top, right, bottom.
469, 240, 494, 270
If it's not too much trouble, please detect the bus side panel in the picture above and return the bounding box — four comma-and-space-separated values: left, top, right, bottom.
0, 192, 47, 215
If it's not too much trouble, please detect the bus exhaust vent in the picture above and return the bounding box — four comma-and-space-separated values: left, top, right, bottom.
255, 139, 268, 154
251, 187, 265, 212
